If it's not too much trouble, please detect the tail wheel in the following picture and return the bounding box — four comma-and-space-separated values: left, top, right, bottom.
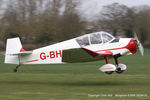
105, 71, 114, 75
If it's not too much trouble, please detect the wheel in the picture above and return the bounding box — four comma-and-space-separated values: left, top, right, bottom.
105, 71, 114, 75
116, 70, 124, 74
116, 67, 124, 74
13, 69, 17, 72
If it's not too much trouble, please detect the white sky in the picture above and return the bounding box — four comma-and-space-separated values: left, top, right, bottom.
80, 0, 150, 20
1, 0, 150, 20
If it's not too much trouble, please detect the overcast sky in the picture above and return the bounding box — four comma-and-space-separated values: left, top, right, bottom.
80, 0, 150, 20
1, 0, 150, 21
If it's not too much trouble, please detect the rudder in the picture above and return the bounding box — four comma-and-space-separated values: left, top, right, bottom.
5, 37, 22, 64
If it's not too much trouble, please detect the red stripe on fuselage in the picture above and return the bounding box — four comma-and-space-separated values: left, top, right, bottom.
95, 38, 137, 54
26, 59, 38, 63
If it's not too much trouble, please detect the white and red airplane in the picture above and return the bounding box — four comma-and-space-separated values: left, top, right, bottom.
4, 31, 144, 74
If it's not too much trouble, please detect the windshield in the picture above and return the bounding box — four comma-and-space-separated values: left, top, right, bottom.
76, 36, 89, 46
102, 32, 114, 43
76, 31, 115, 46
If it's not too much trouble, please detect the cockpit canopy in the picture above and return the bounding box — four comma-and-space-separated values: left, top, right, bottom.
76, 31, 115, 46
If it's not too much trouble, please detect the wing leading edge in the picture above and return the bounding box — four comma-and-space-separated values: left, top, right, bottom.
62, 48, 113, 63
82, 48, 113, 57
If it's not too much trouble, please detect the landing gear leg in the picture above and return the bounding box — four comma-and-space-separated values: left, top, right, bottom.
104, 56, 114, 75
13, 64, 21, 72
114, 56, 124, 74
13, 55, 22, 72
104, 56, 109, 64
114, 56, 119, 65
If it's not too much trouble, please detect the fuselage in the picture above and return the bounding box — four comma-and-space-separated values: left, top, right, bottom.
19, 31, 137, 64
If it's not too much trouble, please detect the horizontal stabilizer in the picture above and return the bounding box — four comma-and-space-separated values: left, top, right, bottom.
5, 37, 32, 64
10, 48, 33, 56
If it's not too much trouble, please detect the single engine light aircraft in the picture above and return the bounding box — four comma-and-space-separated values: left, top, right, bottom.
5, 31, 144, 74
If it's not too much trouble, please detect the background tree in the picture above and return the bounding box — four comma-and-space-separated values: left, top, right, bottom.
0, 0, 85, 46
94, 3, 150, 47
59, 0, 85, 41
96, 3, 129, 36
133, 6, 150, 44
0, 1, 150, 50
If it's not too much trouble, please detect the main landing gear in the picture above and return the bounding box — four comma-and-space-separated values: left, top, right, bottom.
13, 55, 22, 72
13, 64, 21, 72
99, 55, 127, 75
105, 71, 114, 75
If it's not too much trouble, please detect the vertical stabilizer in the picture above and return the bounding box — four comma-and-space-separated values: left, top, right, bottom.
5, 37, 22, 64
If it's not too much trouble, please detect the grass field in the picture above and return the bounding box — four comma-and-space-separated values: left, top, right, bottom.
0, 49, 150, 100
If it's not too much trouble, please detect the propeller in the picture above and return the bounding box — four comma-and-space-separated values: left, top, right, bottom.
134, 33, 144, 56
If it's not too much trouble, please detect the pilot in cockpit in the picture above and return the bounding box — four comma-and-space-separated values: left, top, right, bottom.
91, 34, 102, 44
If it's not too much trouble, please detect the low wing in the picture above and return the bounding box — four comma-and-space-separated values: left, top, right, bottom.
82, 48, 113, 57
62, 48, 113, 63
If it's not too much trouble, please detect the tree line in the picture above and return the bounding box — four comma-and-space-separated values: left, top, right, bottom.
0, 0, 150, 50
94, 3, 150, 47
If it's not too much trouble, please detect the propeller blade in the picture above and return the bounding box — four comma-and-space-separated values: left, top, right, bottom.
134, 32, 138, 40
134, 32, 144, 56
139, 43, 144, 56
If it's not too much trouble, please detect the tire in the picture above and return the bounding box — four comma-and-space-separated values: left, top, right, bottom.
116, 70, 124, 74
116, 68, 124, 74
105, 71, 113, 75
13, 69, 17, 72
